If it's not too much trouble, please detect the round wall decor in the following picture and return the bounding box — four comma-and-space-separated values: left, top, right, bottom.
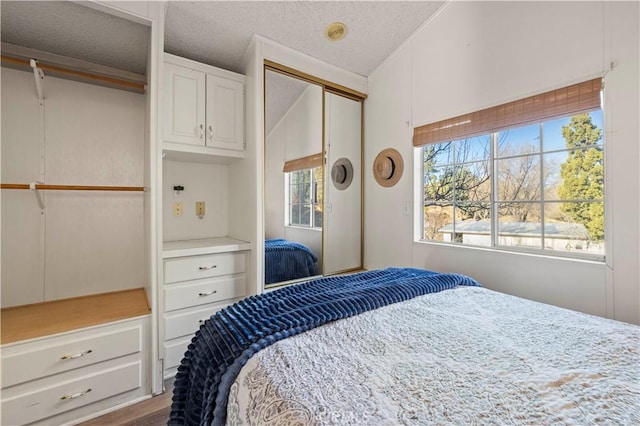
330, 157, 354, 190
373, 148, 403, 187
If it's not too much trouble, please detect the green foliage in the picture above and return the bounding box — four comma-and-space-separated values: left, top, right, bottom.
558, 114, 604, 240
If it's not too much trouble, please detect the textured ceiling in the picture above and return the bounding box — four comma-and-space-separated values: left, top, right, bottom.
1, 1, 444, 79
165, 1, 445, 76
0, 1, 150, 75
1, 0, 444, 122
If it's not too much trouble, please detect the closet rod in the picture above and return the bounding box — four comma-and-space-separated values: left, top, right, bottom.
1, 56, 145, 93
0, 184, 145, 192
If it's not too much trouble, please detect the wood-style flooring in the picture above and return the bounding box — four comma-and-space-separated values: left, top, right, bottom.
78, 389, 171, 426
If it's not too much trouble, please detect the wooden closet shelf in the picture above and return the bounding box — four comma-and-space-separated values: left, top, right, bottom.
1, 288, 151, 345
0, 183, 146, 192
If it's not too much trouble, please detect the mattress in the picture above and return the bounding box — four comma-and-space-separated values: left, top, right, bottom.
227, 286, 640, 425
170, 268, 640, 425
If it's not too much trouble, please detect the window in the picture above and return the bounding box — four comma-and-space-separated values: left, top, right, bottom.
422, 110, 604, 259
286, 167, 323, 228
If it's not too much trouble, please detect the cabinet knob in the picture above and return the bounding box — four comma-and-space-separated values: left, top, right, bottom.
198, 290, 218, 297
208, 125, 213, 141
199, 124, 204, 140
60, 349, 93, 360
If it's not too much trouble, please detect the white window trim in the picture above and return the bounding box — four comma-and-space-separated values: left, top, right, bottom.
414, 115, 606, 263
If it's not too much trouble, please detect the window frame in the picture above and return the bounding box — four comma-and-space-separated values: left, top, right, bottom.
285, 166, 323, 229
419, 110, 605, 262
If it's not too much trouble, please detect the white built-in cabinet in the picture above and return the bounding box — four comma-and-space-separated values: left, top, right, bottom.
159, 54, 250, 379
1, 2, 254, 422
0, 1, 161, 424
1, 316, 149, 426
163, 53, 245, 161
160, 239, 250, 378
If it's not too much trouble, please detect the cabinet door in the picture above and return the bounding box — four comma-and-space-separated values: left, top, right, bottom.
163, 62, 206, 145
205, 74, 244, 151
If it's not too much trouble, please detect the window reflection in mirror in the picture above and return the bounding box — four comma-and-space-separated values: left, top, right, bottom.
264, 69, 324, 287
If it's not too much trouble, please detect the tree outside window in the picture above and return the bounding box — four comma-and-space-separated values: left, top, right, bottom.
423, 110, 604, 259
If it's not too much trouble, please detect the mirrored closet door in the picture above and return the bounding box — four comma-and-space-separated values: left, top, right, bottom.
323, 92, 362, 275
263, 64, 363, 288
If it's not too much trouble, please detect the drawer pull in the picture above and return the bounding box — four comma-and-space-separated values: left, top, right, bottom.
198, 265, 218, 270
198, 290, 218, 297
60, 349, 93, 360
61, 388, 92, 400
198, 319, 208, 325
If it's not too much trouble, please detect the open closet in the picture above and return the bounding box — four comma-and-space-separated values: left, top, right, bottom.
0, 2, 162, 424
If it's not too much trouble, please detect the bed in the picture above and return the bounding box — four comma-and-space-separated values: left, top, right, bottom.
264, 238, 319, 284
169, 268, 640, 425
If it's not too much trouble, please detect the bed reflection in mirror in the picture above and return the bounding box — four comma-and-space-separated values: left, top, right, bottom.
264, 69, 324, 286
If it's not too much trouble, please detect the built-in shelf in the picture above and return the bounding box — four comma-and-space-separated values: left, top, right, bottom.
1, 288, 151, 345
163, 237, 251, 258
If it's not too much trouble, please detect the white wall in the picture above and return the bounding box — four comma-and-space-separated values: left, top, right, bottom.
162, 160, 229, 241
265, 121, 287, 240
365, 1, 639, 324
1, 68, 146, 307
283, 86, 323, 162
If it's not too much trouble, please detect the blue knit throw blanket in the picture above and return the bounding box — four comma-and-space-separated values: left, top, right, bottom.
265, 238, 317, 260
169, 267, 481, 425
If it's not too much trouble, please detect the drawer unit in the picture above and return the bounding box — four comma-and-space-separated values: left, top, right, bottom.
1, 361, 141, 426
164, 336, 192, 370
1, 316, 149, 426
164, 303, 226, 341
161, 246, 249, 379
164, 275, 245, 312
2, 326, 141, 388
164, 252, 246, 283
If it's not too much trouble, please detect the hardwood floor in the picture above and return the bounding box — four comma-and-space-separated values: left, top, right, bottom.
78, 388, 172, 426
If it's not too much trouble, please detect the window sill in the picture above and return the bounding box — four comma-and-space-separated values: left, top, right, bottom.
414, 239, 605, 265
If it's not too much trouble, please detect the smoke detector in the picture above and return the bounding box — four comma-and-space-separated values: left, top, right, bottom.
326, 22, 347, 41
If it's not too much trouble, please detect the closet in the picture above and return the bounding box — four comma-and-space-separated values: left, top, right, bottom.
263, 62, 364, 288
0, 2, 160, 424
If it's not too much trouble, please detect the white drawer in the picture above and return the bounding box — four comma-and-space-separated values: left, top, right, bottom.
2, 326, 141, 388
1, 361, 141, 426
164, 303, 228, 341
164, 337, 192, 370
164, 275, 245, 312
164, 252, 246, 283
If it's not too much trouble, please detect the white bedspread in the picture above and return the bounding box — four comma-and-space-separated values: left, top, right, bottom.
226, 287, 640, 425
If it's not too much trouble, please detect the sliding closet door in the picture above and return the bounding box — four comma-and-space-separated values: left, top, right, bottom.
323, 92, 362, 275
